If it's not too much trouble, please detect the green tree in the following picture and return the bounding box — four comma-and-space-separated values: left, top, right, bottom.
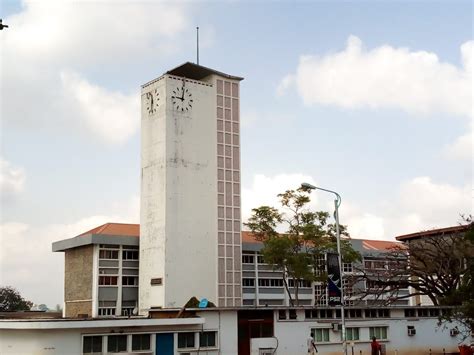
0, 286, 33, 312
245, 186, 360, 305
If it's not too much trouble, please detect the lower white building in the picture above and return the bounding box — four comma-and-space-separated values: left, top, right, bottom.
1, 306, 470, 355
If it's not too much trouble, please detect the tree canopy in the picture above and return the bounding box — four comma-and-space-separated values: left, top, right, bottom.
244, 185, 360, 305
0, 286, 33, 312
353, 217, 473, 331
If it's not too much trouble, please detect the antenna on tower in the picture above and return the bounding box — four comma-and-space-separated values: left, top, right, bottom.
196, 26, 199, 65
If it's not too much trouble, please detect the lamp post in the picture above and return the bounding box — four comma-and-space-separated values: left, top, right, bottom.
301, 182, 347, 355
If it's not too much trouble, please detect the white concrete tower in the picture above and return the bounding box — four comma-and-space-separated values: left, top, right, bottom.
139, 63, 244, 312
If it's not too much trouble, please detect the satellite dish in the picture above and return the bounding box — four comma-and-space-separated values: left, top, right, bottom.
132, 307, 138, 316
198, 298, 208, 308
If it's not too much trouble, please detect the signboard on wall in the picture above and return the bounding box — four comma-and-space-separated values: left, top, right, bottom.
327, 252, 342, 306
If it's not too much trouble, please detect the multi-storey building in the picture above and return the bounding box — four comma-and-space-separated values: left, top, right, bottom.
240, 232, 410, 307
52, 223, 140, 318
54, 223, 410, 317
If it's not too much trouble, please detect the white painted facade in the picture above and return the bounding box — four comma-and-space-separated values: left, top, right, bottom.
140, 65, 243, 312
0, 308, 470, 355
140, 73, 218, 311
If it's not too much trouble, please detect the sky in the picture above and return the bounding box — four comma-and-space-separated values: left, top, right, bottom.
0, 0, 472, 308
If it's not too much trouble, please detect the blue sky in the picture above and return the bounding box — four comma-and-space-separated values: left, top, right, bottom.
1, 0, 472, 307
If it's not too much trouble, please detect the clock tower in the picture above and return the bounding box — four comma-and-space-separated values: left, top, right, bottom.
139, 63, 244, 312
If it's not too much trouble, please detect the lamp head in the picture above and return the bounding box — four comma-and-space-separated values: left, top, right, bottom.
301, 182, 316, 190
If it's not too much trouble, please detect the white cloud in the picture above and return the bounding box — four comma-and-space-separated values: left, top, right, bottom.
242, 173, 472, 241
0, 195, 139, 308
242, 173, 327, 224
280, 36, 473, 118
443, 125, 473, 161
276, 74, 295, 97
0, 158, 26, 199
2, 1, 190, 145
61, 71, 140, 145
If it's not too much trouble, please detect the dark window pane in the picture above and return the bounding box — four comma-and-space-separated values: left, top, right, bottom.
178, 332, 195, 348
199, 331, 216, 347
108, 335, 127, 352
132, 334, 150, 351
83, 336, 102, 353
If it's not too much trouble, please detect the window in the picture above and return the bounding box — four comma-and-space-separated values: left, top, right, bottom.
249, 322, 273, 338
314, 284, 327, 306
404, 309, 416, 317
278, 310, 287, 320
319, 309, 333, 319
365, 309, 377, 318
313, 328, 330, 342
122, 307, 135, 316
288, 279, 312, 288
83, 336, 102, 354
123, 250, 139, 260
429, 308, 440, 317
257, 255, 265, 264
132, 334, 150, 351
369, 327, 388, 340
345, 328, 360, 341
122, 276, 139, 286
305, 309, 318, 319
258, 279, 283, 287
242, 278, 255, 287
289, 309, 297, 320
199, 331, 217, 348
107, 335, 127, 353
242, 254, 254, 264
378, 309, 390, 318
98, 308, 115, 316
418, 308, 429, 317
99, 276, 118, 286
343, 263, 353, 273
346, 309, 362, 318
178, 332, 195, 349
99, 249, 119, 259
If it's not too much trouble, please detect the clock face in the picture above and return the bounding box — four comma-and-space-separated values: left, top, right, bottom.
171, 82, 193, 112
145, 89, 160, 115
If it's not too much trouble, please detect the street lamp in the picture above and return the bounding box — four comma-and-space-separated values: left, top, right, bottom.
301, 182, 347, 355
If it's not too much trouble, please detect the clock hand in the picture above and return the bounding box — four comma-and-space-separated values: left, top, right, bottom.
171, 96, 183, 101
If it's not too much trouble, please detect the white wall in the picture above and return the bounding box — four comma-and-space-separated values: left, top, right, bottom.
270, 309, 467, 355
0, 329, 81, 355
140, 74, 218, 312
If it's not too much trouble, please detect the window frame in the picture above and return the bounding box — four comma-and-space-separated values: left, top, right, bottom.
82, 335, 103, 354
199, 331, 217, 348
177, 332, 196, 349
313, 328, 330, 343
369, 326, 388, 340
131, 334, 151, 352
107, 334, 128, 353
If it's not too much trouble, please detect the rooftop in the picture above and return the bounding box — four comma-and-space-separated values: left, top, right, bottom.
395, 224, 470, 241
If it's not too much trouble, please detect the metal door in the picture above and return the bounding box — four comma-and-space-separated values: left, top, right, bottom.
156, 333, 174, 355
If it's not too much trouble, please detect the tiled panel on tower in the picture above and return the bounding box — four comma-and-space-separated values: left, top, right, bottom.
216, 78, 242, 307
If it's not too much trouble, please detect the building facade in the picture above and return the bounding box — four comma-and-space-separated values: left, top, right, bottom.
1, 306, 468, 355
52, 223, 140, 318
54, 223, 412, 317
140, 63, 244, 311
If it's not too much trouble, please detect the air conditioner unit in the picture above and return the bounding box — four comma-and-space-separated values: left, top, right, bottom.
450, 328, 459, 336
408, 328, 416, 336
259, 349, 274, 355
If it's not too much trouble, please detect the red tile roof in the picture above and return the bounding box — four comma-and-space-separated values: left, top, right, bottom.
78, 223, 139, 237
359, 239, 401, 251
395, 225, 469, 241
241, 231, 261, 244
